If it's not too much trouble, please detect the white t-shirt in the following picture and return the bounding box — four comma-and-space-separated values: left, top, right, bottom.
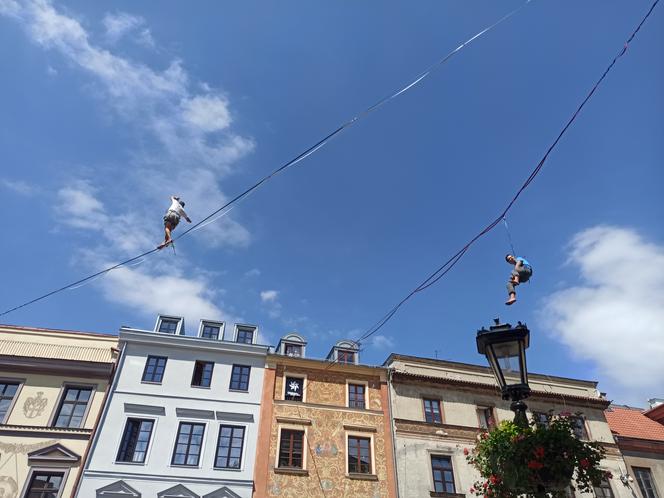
168, 197, 187, 217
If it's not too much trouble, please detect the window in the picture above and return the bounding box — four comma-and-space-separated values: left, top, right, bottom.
634, 467, 660, 498
215, 425, 245, 469
284, 377, 304, 401
477, 407, 496, 430
229, 365, 250, 391
594, 478, 615, 498
116, 418, 154, 463
284, 343, 302, 357
278, 429, 304, 468
53, 386, 92, 428
337, 350, 355, 364
0, 381, 20, 423
348, 436, 372, 474
142, 356, 167, 383
201, 323, 220, 340
533, 411, 550, 428
236, 327, 254, 344
348, 384, 366, 409
423, 398, 442, 424
570, 415, 588, 439
431, 455, 456, 493
171, 422, 205, 466
24, 471, 64, 497
191, 361, 214, 388
158, 318, 180, 334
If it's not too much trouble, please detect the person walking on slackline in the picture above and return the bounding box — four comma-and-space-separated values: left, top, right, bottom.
158, 195, 191, 249
505, 254, 532, 306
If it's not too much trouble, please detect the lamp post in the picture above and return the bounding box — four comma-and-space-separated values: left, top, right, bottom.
477, 320, 531, 427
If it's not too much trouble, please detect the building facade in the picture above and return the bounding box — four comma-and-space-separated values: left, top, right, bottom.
385, 353, 628, 498
76, 316, 269, 498
605, 404, 664, 498
0, 324, 117, 498
254, 335, 398, 497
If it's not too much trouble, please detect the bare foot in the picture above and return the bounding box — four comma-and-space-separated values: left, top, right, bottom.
505, 297, 517, 306
157, 240, 172, 250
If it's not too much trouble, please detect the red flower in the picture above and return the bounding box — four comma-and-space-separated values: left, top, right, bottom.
470, 487, 476, 493
559, 411, 571, 417
528, 460, 544, 470
490, 475, 501, 485
464, 448, 469, 455
580, 458, 590, 469
604, 471, 613, 479
483, 482, 488, 489
534, 446, 545, 459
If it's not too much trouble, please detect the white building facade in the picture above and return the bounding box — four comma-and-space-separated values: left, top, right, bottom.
386, 353, 630, 498
76, 316, 268, 498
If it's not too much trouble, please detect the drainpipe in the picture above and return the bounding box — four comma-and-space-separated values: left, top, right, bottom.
72, 343, 126, 497
387, 368, 401, 498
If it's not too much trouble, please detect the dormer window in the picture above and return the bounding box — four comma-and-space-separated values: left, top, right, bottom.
155, 316, 183, 335
235, 325, 256, 344
284, 343, 302, 357
337, 350, 356, 364
199, 321, 223, 340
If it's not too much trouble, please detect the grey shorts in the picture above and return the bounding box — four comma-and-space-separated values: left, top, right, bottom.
164, 211, 180, 228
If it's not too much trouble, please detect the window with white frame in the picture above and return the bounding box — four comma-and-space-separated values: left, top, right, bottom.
0, 381, 20, 423
23, 471, 65, 497
284, 343, 303, 357
477, 406, 496, 430
348, 383, 366, 409
53, 386, 92, 428
200, 322, 221, 340
116, 418, 154, 463
431, 455, 456, 493
337, 350, 356, 364
278, 428, 304, 469
229, 365, 251, 391
347, 435, 372, 474
191, 361, 214, 388
215, 425, 245, 469
171, 422, 205, 466
235, 326, 255, 344
157, 317, 180, 334
284, 376, 304, 402
142, 356, 167, 383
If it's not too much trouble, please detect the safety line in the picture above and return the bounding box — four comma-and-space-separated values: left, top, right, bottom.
354, 0, 660, 347
0, 1, 531, 318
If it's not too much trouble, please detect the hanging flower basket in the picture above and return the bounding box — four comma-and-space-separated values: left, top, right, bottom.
465, 412, 611, 498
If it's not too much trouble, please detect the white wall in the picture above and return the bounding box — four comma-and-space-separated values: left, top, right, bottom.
77, 332, 266, 498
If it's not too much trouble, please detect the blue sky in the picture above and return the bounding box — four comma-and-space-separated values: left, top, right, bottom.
1, 0, 662, 405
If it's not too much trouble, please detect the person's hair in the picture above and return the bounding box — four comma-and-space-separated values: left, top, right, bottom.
179, 200, 185, 207
505, 253, 514, 262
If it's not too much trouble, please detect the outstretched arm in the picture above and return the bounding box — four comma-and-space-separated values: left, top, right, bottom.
514, 259, 523, 270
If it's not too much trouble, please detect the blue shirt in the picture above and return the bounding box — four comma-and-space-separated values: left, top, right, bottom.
517, 257, 531, 269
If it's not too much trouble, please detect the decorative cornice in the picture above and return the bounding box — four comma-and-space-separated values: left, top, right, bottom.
343, 424, 377, 433
119, 328, 270, 357
0, 355, 113, 378
267, 354, 387, 379
394, 418, 478, 442
275, 399, 384, 416
0, 424, 92, 439
616, 436, 664, 455
392, 371, 609, 408
276, 416, 312, 426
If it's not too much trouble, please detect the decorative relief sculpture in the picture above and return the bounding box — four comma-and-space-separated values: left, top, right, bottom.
23, 392, 48, 419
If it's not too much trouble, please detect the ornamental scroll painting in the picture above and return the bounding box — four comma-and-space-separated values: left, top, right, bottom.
23, 391, 48, 419
0, 476, 19, 498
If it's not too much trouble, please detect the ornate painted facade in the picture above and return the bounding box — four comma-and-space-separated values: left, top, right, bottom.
0, 324, 117, 498
254, 335, 397, 497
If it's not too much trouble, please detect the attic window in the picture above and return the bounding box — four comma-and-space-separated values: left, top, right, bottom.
337, 350, 356, 364
236, 326, 255, 344
158, 318, 180, 334
284, 343, 302, 357
200, 322, 222, 340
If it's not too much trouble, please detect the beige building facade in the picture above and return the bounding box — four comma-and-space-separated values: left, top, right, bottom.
385, 354, 630, 498
0, 324, 117, 498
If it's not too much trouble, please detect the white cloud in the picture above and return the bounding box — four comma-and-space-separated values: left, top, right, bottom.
260, 290, 279, 303
244, 268, 261, 278
539, 226, 664, 405
368, 334, 395, 350
57, 181, 107, 229
1, 178, 37, 196
103, 12, 143, 43
181, 95, 232, 133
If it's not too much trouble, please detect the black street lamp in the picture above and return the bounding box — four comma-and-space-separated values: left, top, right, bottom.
477, 320, 531, 427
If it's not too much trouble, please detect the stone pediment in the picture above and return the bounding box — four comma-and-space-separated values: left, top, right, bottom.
27, 443, 80, 465
203, 488, 242, 498
158, 484, 200, 498
96, 480, 141, 497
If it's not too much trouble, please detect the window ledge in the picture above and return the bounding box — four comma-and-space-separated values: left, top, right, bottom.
229, 389, 249, 393
191, 385, 212, 389
274, 467, 308, 476
347, 473, 378, 481
430, 492, 465, 498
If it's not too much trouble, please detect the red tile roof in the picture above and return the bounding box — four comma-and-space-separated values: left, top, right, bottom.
605, 405, 664, 442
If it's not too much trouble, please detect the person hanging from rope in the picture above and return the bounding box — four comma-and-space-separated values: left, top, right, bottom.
505, 254, 532, 306
158, 195, 191, 249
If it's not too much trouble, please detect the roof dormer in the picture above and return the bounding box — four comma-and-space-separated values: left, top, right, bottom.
326, 339, 359, 365
198, 320, 225, 340
276, 333, 307, 358
154, 315, 184, 335
233, 324, 258, 344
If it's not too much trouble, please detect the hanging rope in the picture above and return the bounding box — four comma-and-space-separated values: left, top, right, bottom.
502, 216, 517, 255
